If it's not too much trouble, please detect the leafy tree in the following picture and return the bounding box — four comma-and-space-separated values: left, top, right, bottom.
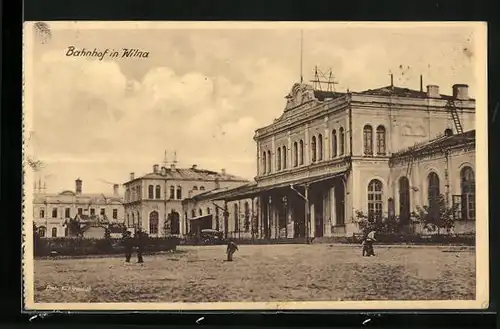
411, 194, 457, 234
65, 217, 83, 237
352, 210, 404, 234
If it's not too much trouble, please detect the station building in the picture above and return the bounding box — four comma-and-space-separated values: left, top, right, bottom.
191, 80, 476, 239
122, 163, 248, 237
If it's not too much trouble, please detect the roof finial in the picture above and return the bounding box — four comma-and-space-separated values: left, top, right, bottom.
420, 74, 423, 92
300, 29, 304, 84
390, 72, 394, 88
163, 150, 168, 167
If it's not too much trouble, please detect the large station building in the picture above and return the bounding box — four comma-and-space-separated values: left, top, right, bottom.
187, 80, 476, 240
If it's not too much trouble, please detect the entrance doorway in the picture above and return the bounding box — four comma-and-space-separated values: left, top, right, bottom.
312, 190, 324, 238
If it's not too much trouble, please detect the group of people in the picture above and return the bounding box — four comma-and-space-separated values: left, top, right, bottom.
121, 229, 376, 264
122, 230, 145, 263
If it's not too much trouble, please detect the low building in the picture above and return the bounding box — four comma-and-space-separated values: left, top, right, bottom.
122, 163, 249, 237
33, 178, 125, 238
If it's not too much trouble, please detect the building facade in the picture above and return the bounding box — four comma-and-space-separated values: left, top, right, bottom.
33, 178, 125, 238
122, 163, 248, 237
206, 81, 476, 239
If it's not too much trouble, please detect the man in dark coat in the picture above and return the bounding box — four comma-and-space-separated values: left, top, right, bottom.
135, 230, 145, 263
226, 239, 238, 261
123, 230, 133, 263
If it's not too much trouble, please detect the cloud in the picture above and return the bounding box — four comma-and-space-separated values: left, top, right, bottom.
30, 25, 479, 192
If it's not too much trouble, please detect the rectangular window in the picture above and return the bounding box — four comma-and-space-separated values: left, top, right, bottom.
100, 208, 106, 216
90, 208, 95, 216
39, 209, 45, 218
65, 208, 71, 218
77, 208, 83, 215
113, 209, 118, 219
52, 208, 58, 218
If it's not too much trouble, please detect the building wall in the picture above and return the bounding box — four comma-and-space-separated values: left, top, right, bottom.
350, 94, 475, 156
33, 192, 124, 238
123, 177, 247, 237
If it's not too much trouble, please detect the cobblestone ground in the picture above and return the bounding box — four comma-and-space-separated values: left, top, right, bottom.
33, 244, 475, 303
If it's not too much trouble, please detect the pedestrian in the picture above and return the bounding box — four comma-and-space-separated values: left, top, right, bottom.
123, 230, 133, 263
226, 239, 238, 261
362, 229, 376, 257
135, 229, 145, 264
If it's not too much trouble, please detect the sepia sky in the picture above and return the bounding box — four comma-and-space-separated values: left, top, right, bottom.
26, 22, 483, 193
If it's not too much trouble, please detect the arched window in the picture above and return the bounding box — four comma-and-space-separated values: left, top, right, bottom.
127, 213, 130, 227
363, 125, 373, 155
399, 177, 411, 224
148, 185, 154, 199
132, 213, 135, 227
136, 211, 140, 226
176, 186, 182, 199
427, 172, 440, 220
331, 129, 337, 158
376, 125, 386, 155
207, 207, 211, 215
234, 203, 239, 232
244, 202, 250, 232
168, 185, 174, 199
460, 167, 475, 220
191, 209, 196, 218
200, 186, 205, 191
155, 185, 161, 199
267, 150, 271, 173
277, 147, 282, 171
193, 186, 198, 191
318, 134, 323, 161
299, 140, 304, 165
262, 151, 267, 174
38, 226, 46, 237
311, 136, 317, 162
282, 146, 287, 169
51, 227, 57, 238
199, 209, 203, 216
339, 127, 345, 155
170, 211, 180, 235
367, 179, 383, 222
149, 211, 159, 235
444, 128, 453, 137
293, 142, 298, 167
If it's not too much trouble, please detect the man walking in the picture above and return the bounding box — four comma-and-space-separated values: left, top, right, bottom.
362, 229, 376, 257
135, 229, 145, 263
226, 239, 238, 261
123, 230, 133, 263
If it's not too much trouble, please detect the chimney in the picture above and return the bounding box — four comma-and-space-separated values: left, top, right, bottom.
420, 75, 423, 92
75, 178, 82, 195
221, 168, 226, 176
426, 85, 440, 98
130, 172, 135, 180
214, 177, 220, 189
153, 164, 159, 173
113, 184, 119, 196
452, 84, 469, 100
192, 164, 198, 170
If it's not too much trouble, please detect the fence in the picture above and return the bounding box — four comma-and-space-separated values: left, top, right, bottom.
34, 236, 179, 257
